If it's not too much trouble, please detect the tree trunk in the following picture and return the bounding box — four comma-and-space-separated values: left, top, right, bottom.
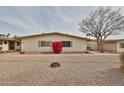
100, 40, 102, 52
97, 39, 100, 51
100, 38, 104, 52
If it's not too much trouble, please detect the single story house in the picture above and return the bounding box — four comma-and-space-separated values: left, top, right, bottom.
103, 39, 124, 53
0, 34, 21, 52
1, 32, 124, 53
19, 32, 90, 53
86, 39, 124, 53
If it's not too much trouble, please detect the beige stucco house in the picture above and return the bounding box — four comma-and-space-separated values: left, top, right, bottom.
1, 32, 124, 53
20, 32, 90, 53
86, 39, 124, 53
103, 39, 124, 53
0, 34, 21, 52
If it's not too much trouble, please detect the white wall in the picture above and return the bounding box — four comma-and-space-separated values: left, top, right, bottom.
103, 42, 117, 52
87, 41, 97, 50
0, 41, 9, 51
117, 41, 124, 52
21, 34, 87, 53
15, 41, 21, 51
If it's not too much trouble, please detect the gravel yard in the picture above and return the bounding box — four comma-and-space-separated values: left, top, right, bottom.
0, 52, 123, 86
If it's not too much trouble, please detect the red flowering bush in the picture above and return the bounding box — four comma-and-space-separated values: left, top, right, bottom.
52, 41, 63, 54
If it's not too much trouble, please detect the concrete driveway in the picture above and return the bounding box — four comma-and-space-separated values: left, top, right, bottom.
0, 52, 123, 86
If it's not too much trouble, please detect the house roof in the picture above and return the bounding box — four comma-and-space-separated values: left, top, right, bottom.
18, 32, 91, 41
0, 37, 15, 41
0, 36, 20, 41
104, 39, 124, 43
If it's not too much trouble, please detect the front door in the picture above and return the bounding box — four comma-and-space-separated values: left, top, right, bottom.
9, 41, 15, 50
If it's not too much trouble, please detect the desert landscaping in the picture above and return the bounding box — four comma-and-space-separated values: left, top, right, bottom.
0, 52, 123, 86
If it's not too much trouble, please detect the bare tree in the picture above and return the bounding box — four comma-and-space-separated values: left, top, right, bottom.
79, 7, 124, 52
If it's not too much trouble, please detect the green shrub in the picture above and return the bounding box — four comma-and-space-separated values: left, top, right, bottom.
120, 52, 124, 62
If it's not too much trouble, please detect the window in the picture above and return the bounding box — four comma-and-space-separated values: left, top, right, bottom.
120, 43, 124, 48
0, 40, 2, 45
17, 42, 20, 46
38, 41, 52, 47
62, 41, 72, 47
4, 41, 7, 45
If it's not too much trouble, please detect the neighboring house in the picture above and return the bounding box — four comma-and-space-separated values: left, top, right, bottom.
86, 39, 124, 53
103, 39, 124, 53
19, 32, 90, 53
86, 40, 97, 51
0, 34, 21, 52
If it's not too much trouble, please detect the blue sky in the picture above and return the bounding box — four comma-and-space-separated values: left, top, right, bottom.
0, 6, 124, 39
